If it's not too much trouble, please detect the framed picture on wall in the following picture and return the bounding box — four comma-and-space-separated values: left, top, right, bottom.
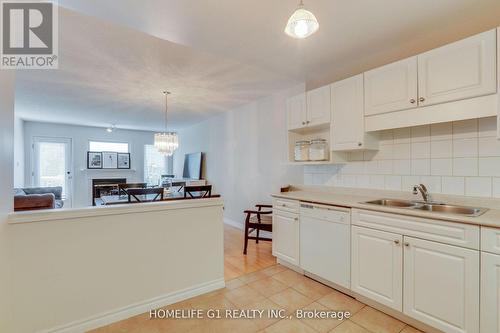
87, 152, 103, 169
102, 152, 118, 169
117, 153, 131, 169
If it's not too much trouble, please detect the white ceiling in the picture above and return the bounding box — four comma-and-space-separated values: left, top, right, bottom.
17, 0, 500, 131
16, 8, 298, 131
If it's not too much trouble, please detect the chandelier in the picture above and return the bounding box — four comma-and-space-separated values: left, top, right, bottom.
154, 91, 179, 156
284, 0, 319, 39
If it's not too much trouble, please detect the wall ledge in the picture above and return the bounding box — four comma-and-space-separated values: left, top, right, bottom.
8, 198, 224, 224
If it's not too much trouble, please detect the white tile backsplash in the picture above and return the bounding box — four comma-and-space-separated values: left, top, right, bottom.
465, 177, 492, 197
303, 118, 500, 198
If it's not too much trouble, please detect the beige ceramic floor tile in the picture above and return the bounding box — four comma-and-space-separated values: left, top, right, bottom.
271, 269, 307, 286
298, 302, 345, 333
190, 318, 260, 333
247, 276, 289, 296
188, 292, 236, 310
240, 298, 284, 330
261, 264, 288, 276
292, 277, 334, 300
350, 306, 406, 333
225, 278, 247, 290
329, 320, 372, 333
317, 290, 365, 315
238, 270, 269, 283
269, 288, 314, 313
264, 318, 317, 333
224, 285, 266, 307
400, 326, 424, 333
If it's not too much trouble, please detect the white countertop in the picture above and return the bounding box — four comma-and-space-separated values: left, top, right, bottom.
8, 197, 224, 224
272, 187, 500, 228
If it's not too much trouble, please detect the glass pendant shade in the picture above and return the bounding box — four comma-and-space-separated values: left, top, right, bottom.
154, 91, 179, 156
154, 132, 179, 156
284, 2, 319, 39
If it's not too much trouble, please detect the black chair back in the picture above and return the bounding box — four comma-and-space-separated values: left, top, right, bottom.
127, 187, 164, 203
119, 183, 147, 196
184, 185, 212, 198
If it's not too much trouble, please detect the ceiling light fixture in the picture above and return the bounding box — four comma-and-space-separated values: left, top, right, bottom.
284, 0, 319, 39
154, 91, 179, 156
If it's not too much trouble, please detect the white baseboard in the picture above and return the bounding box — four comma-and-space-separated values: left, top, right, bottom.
42, 278, 225, 333
224, 217, 243, 229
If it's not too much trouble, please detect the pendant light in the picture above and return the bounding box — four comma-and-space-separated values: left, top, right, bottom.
284, 0, 319, 39
154, 91, 179, 156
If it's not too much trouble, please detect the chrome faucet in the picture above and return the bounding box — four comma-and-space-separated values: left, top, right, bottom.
413, 184, 432, 203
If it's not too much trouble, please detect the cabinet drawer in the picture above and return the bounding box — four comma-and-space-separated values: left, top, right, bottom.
273, 198, 300, 213
481, 227, 500, 255
352, 209, 479, 249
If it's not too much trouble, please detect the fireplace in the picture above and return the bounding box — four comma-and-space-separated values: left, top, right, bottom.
92, 178, 127, 206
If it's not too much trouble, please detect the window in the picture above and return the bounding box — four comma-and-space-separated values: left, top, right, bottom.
89, 141, 129, 153
144, 145, 168, 186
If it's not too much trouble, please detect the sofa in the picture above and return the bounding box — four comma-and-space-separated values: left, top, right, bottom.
14, 187, 64, 211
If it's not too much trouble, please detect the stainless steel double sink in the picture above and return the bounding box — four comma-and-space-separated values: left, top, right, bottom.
363, 199, 488, 217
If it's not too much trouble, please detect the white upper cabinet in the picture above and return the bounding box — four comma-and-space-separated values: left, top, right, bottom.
287, 93, 307, 130
418, 29, 497, 107
404, 237, 480, 333
306, 85, 331, 127
287, 85, 331, 131
351, 226, 403, 311
364, 57, 418, 116
331, 75, 378, 151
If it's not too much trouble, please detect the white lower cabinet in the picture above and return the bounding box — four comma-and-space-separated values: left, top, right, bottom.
481, 252, 500, 333
403, 237, 479, 333
351, 226, 403, 311
272, 209, 299, 266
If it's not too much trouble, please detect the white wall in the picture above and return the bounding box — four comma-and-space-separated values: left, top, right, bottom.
305, 117, 500, 198
0, 71, 15, 333
8, 200, 224, 333
173, 86, 305, 226
23, 121, 166, 207
13, 117, 24, 188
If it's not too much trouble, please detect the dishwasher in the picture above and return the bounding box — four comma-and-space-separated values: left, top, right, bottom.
299, 202, 350, 289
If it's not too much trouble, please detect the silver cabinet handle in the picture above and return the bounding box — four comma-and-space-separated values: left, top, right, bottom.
306, 120, 310, 124
294, 217, 299, 221
404, 242, 410, 247
358, 142, 362, 147
410, 98, 416, 104
394, 240, 400, 245
419, 97, 425, 102
301, 121, 306, 125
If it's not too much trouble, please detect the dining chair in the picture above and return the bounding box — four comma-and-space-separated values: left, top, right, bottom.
184, 185, 212, 198
127, 187, 164, 203
118, 183, 147, 196
243, 204, 273, 255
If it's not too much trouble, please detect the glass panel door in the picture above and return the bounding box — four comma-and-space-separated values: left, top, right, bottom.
33, 137, 73, 207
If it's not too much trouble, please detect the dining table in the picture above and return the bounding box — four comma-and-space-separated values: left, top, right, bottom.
98, 191, 220, 205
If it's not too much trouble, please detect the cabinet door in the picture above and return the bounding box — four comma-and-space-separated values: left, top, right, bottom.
273, 210, 299, 266
287, 93, 307, 130
364, 57, 418, 116
403, 237, 479, 333
300, 216, 350, 289
331, 75, 365, 150
351, 226, 403, 311
481, 252, 500, 333
306, 85, 331, 127
418, 29, 496, 107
